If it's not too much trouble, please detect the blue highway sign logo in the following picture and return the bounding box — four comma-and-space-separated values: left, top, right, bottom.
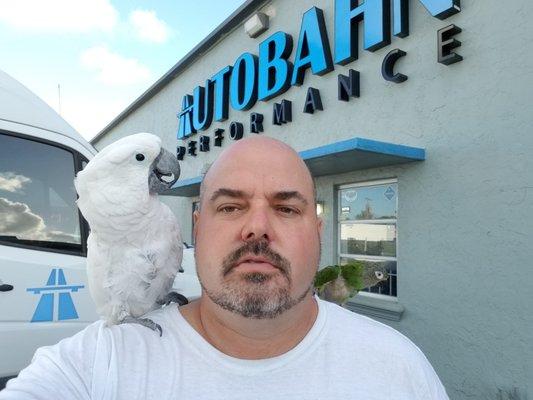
26, 269, 84, 322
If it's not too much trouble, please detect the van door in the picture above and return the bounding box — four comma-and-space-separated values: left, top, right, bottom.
0, 131, 98, 379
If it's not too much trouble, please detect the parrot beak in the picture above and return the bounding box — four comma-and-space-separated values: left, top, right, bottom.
149, 148, 181, 194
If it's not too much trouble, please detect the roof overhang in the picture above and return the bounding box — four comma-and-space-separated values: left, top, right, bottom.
166, 137, 425, 197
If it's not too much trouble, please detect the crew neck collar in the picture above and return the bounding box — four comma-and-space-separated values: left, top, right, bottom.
170, 297, 328, 375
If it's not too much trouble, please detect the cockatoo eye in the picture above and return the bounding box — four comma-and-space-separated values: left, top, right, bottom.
375, 271, 384, 279
136, 153, 145, 161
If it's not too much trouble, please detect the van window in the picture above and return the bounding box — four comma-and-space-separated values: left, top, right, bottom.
0, 133, 82, 253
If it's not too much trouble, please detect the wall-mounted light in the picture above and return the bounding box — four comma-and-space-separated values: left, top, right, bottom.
244, 12, 269, 38
316, 201, 324, 216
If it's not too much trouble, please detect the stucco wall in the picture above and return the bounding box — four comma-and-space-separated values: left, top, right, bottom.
94, 0, 533, 398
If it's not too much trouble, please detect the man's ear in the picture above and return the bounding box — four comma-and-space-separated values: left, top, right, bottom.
316, 216, 324, 239
193, 210, 200, 239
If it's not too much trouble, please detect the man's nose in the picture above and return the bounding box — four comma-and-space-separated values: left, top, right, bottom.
241, 205, 273, 242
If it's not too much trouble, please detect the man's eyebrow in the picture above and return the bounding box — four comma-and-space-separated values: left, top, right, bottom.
272, 191, 308, 205
209, 188, 247, 202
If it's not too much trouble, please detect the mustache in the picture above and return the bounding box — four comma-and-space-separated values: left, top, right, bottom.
222, 239, 291, 278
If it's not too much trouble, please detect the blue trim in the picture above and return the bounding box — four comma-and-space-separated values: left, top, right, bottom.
31, 293, 54, 322
45, 269, 56, 286
298, 137, 425, 161
171, 175, 203, 190
169, 137, 424, 197
58, 292, 79, 320
57, 269, 67, 285
27, 285, 85, 294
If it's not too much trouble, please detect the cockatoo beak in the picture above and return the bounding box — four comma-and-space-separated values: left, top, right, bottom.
149, 148, 181, 194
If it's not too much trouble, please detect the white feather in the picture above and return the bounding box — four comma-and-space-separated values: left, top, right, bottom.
75, 133, 183, 325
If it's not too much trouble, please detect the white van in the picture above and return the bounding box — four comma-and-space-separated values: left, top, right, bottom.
0, 69, 200, 388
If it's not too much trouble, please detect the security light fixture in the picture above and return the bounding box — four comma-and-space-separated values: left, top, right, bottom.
244, 12, 269, 38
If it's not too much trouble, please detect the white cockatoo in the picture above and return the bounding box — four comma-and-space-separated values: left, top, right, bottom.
75, 133, 185, 336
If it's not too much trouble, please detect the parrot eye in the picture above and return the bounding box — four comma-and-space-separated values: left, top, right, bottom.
136, 153, 145, 161
375, 271, 384, 279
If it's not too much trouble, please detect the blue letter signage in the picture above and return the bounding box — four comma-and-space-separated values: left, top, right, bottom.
176, 0, 463, 155
211, 65, 232, 122
192, 80, 214, 131
258, 32, 294, 101
177, 94, 196, 139
393, 0, 460, 37
418, 0, 460, 19
334, 0, 391, 65
291, 7, 334, 86
230, 53, 259, 110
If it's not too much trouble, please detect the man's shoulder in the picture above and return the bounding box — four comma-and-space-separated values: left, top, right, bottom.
324, 298, 402, 335
321, 299, 423, 356
42, 304, 177, 354
28, 318, 109, 367
27, 305, 178, 376
320, 300, 449, 399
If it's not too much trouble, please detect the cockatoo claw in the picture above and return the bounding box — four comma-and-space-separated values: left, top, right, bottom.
155, 323, 163, 337
121, 316, 163, 337
158, 291, 189, 307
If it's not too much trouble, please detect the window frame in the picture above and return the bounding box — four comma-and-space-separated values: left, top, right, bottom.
337, 178, 398, 300
0, 129, 90, 257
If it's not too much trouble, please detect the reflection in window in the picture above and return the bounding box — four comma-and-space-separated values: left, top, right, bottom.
339, 183, 397, 221
340, 223, 396, 257
338, 180, 398, 298
0, 133, 81, 252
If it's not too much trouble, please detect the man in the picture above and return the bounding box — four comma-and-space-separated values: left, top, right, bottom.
0, 136, 449, 399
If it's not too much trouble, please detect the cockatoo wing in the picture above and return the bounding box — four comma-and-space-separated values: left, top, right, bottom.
86, 201, 183, 324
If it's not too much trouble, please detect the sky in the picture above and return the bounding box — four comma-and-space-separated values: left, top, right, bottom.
0, 0, 247, 141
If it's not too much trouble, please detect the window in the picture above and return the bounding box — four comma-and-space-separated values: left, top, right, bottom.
338, 179, 398, 298
0, 132, 84, 254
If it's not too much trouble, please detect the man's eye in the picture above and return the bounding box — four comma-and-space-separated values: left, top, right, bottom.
218, 206, 239, 213
277, 206, 298, 215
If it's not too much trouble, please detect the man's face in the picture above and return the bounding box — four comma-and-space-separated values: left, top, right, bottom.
194, 139, 322, 319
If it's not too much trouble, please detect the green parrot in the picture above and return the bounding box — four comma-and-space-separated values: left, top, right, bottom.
314, 261, 389, 306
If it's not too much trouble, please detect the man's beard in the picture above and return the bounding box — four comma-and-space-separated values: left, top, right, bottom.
198, 239, 311, 319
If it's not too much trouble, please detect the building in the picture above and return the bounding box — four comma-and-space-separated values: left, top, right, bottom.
91, 1, 533, 398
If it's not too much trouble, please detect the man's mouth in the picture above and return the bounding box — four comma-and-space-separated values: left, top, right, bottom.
233, 255, 279, 273
221, 239, 291, 282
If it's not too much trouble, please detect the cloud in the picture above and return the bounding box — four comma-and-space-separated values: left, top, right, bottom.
0, 197, 79, 243
80, 46, 152, 86
42, 87, 142, 140
0, 0, 118, 33
60, 95, 131, 140
0, 197, 46, 237
129, 9, 171, 43
0, 172, 31, 193
46, 230, 80, 243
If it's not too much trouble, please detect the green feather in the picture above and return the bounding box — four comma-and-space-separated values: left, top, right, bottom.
314, 265, 340, 289
340, 262, 364, 291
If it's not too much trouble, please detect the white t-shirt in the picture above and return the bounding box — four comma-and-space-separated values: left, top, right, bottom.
0, 299, 449, 400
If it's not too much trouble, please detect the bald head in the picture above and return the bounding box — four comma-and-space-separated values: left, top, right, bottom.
199, 136, 315, 209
